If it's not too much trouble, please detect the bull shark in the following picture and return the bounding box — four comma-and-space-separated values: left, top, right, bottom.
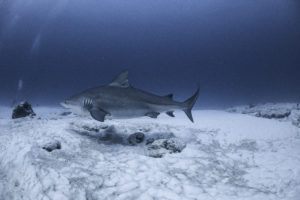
61, 70, 199, 122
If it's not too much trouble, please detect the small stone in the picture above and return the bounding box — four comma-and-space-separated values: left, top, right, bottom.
42, 141, 61, 152
146, 138, 155, 145
12, 101, 36, 119
14, 180, 20, 187
128, 132, 145, 145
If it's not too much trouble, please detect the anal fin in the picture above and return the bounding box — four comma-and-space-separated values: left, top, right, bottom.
145, 112, 160, 118
166, 111, 175, 117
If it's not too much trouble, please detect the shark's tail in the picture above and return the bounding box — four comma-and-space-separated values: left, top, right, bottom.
182, 88, 200, 123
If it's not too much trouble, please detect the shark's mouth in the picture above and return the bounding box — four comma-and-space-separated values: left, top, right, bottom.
60, 102, 68, 108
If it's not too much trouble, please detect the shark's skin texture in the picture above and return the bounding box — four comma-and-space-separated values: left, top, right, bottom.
61, 71, 199, 122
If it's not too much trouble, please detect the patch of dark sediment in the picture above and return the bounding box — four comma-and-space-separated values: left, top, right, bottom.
227, 103, 300, 127
67, 122, 187, 156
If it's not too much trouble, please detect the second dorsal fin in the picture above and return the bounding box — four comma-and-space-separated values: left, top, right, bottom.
109, 70, 130, 88
164, 93, 173, 99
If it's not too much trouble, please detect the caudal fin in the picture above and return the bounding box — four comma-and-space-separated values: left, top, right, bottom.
182, 88, 200, 123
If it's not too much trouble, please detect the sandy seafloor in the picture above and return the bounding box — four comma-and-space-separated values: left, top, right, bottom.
0, 105, 300, 200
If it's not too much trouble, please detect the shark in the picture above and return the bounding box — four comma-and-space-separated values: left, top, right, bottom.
61, 70, 199, 122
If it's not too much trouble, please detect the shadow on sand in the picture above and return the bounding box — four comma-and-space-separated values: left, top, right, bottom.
68, 124, 175, 146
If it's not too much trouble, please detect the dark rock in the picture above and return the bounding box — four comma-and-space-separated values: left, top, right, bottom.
12, 101, 36, 119
42, 141, 61, 152
147, 138, 186, 158
146, 138, 155, 145
128, 132, 145, 145
228, 103, 293, 119
256, 110, 291, 119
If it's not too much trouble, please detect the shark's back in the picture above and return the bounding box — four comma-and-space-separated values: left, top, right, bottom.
85, 86, 179, 111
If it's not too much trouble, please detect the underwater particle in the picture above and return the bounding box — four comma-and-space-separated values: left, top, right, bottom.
17, 79, 23, 91
30, 33, 41, 56
11, 78, 24, 107
12, 101, 36, 119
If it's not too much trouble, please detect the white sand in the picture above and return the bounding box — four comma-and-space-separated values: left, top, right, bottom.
0, 106, 299, 200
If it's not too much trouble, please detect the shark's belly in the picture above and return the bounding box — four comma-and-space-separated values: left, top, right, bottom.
108, 104, 151, 118
105, 103, 176, 119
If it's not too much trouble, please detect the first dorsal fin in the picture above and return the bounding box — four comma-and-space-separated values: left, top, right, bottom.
164, 93, 173, 99
109, 70, 130, 88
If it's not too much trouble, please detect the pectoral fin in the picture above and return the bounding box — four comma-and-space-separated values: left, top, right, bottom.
145, 112, 160, 118
90, 108, 109, 122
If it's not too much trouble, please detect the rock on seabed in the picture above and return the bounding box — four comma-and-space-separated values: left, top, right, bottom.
12, 101, 36, 119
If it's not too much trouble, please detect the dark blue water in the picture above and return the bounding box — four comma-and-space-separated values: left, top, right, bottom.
1, 0, 300, 108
